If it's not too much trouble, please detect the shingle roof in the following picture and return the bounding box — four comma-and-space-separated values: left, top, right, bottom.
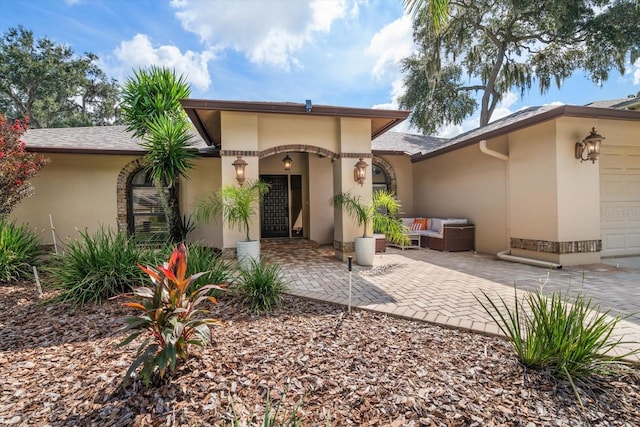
372, 131, 449, 156
22, 125, 208, 154
585, 97, 640, 109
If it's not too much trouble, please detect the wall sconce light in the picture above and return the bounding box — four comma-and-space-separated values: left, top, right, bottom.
232, 155, 247, 185
575, 127, 604, 163
282, 154, 292, 171
354, 158, 368, 186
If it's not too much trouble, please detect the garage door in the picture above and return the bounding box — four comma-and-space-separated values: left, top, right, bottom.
600, 145, 640, 257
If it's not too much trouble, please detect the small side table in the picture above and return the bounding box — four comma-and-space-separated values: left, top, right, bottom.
373, 233, 386, 252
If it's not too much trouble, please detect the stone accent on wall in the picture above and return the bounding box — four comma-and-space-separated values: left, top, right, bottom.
511, 238, 602, 254
333, 240, 355, 253
116, 158, 146, 234
260, 145, 338, 160
372, 155, 397, 195
220, 150, 260, 157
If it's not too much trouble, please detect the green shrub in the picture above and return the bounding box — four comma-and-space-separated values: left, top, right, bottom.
49, 227, 158, 305
236, 258, 288, 313
184, 243, 233, 291
477, 286, 636, 382
0, 217, 43, 282
119, 243, 224, 387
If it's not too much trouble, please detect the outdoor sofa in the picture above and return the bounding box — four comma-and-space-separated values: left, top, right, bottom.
401, 217, 475, 252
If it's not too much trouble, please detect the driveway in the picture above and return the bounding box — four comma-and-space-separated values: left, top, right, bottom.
265, 242, 640, 361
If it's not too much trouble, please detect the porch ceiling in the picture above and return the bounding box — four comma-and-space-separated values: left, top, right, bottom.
181, 99, 410, 148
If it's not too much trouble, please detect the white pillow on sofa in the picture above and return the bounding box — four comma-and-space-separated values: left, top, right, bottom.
401, 218, 415, 227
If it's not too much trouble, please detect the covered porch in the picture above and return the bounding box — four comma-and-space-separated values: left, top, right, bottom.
180, 99, 409, 260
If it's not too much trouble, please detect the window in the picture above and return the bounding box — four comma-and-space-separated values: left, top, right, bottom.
128, 169, 169, 242
372, 163, 389, 193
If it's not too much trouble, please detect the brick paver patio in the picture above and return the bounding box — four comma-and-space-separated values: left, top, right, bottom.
263, 240, 640, 361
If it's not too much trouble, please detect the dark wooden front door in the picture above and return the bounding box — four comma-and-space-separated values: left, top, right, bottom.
261, 175, 289, 238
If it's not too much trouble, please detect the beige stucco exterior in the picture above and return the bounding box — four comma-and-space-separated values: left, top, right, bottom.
412, 115, 640, 266
412, 140, 509, 256
12, 101, 640, 267
11, 153, 140, 245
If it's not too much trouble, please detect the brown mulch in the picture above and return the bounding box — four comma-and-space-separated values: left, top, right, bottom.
1, 281, 639, 426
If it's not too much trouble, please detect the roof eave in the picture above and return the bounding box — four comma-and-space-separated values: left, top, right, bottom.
26, 146, 146, 156
412, 105, 640, 162
180, 99, 410, 141
372, 149, 415, 157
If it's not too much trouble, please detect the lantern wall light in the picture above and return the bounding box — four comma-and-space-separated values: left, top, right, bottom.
232, 155, 247, 185
282, 154, 292, 171
354, 158, 368, 186
575, 127, 604, 163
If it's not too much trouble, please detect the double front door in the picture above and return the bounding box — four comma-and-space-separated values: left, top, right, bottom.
260, 175, 303, 238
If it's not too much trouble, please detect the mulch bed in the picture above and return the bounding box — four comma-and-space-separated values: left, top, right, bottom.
1, 280, 639, 426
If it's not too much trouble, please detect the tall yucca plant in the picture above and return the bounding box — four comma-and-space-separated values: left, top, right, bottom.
120, 66, 194, 243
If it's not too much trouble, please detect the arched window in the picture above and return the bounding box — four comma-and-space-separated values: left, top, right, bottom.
372, 163, 390, 193
128, 169, 169, 242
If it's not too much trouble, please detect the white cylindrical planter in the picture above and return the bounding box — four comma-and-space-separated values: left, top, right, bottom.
355, 237, 375, 266
237, 240, 260, 270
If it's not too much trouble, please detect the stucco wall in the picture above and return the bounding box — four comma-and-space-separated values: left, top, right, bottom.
555, 118, 601, 243
182, 157, 222, 247
508, 121, 559, 242
258, 114, 340, 154
10, 153, 140, 245
412, 139, 509, 255
509, 118, 605, 265
308, 155, 334, 244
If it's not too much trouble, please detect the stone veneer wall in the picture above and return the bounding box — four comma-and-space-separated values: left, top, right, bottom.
116, 158, 146, 234
511, 238, 602, 254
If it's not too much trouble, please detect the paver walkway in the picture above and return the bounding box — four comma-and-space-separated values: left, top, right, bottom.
263, 241, 640, 362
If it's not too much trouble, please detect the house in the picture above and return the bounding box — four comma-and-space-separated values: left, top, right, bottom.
11, 98, 640, 266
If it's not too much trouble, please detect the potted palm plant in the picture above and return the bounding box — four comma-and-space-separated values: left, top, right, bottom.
331, 191, 409, 266
195, 179, 270, 269
372, 190, 410, 248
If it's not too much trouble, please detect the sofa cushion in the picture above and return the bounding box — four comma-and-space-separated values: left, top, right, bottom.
401, 218, 415, 227
430, 218, 443, 232
412, 218, 427, 230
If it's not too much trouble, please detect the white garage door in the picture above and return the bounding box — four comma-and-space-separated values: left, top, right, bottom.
600, 145, 640, 257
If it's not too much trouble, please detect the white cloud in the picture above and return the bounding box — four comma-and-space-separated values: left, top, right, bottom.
437, 122, 467, 139
170, 0, 349, 70
310, 0, 348, 32
488, 92, 518, 122
366, 16, 413, 80
634, 58, 640, 85
113, 34, 215, 91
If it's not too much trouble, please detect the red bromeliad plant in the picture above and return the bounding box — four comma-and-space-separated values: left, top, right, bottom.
118, 243, 225, 386
0, 113, 49, 216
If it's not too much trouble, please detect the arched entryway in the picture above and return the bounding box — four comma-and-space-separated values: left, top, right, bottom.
372, 155, 397, 194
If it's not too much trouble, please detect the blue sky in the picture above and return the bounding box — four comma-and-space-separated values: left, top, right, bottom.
1, 0, 639, 137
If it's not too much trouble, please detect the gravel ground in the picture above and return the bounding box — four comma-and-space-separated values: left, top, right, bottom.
1, 280, 639, 426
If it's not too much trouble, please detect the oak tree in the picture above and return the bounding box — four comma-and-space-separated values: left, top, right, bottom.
0, 26, 120, 128
400, 0, 640, 134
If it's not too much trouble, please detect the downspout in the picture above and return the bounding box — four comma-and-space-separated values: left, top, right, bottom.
478, 140, 563, 269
